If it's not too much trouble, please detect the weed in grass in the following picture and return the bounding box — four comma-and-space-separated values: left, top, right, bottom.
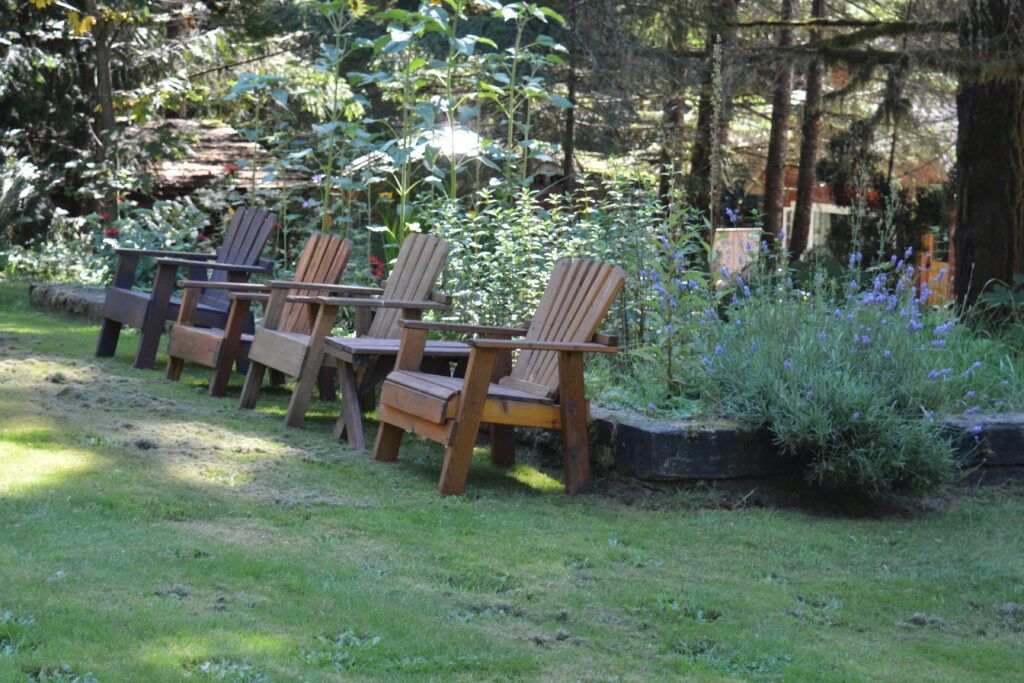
299, 631, 382, 672
26, 664, 98, 682
0, 612, 36, 657
182, 659, 267, 682
787, 595, 844, 626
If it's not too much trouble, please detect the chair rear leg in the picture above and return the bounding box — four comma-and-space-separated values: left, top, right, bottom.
166, 356, 185, 381
333, 361, 366, 449
239, 361, 267, 409
317, 365, 337, 402
373, 422, 404, 462
490, 426, 515, 467
95, 319, 122, 357
268, 369, 286, 386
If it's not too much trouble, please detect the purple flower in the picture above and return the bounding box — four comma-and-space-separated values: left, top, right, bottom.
751, 342, 759, 352
647, 402, 656, 410
908, 319, 924, 332
931, 339, 947, 347
852, 411, 861, 420
714, 345, 724, 355
966, 390, 976, 398
301, 199, 312, 208
742, 286, 751, 297
817, 331, 827, 341
658, 235, 671, 249
719, 266, 730, 279
701, 356, 712, 367
311, 173, 325, 183
783, 359, 792, 370
904, 246, 914, 258
848, 251, 863, 266
761, 240, 770, 253
965, 406, 980, 415
883, 349, 892, 358
971, 424, 983, 434
725, 207, 738, 224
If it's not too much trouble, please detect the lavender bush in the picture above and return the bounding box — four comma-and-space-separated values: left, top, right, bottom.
694, 251, 1023, 494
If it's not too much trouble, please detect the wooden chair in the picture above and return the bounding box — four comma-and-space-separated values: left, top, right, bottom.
238, 233, 462, 431
372, 258, 626, 496
165, 233, 352, 397
95, 205, 277, 370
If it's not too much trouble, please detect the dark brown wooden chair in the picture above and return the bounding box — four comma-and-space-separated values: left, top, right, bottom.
165, 233, 353, 396
372, 258, 626, 496
95, 205, 277, 370
238, 233, 463, 432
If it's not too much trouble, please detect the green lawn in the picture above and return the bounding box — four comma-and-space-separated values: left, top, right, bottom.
1, 279, 1022, 682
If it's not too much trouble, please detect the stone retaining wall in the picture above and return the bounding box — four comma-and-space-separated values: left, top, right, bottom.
28, 283, 106, 323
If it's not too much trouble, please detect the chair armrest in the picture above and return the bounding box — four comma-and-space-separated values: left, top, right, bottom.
230, 292, 271, 303
178, 280, 270, 292
267, 281, 385, 296
155, 258, 268, 273
317, 297, 450, 310
114, 248, 217, 260
398, 320, 528, 337
468, 339, 619, 353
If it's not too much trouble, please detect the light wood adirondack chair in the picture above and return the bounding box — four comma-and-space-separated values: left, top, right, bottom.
238, 233, 461, 430
96, 205, 277, 370
165, 233, 352, 396
372, 258, 626, 496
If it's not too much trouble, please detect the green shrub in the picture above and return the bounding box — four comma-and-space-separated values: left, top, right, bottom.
4, 199, 215, 287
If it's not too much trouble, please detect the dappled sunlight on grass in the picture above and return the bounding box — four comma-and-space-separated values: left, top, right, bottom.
506, 463, 563, 493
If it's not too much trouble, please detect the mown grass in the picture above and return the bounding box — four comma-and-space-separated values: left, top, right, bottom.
0, 278, 1023, 682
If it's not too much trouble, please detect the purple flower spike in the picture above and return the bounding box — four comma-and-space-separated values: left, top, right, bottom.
852, 411, 861, 420
817, 331, 827, 341
971, 424, 983, 434
714, 345, 724, 355
783, 359, 792, 370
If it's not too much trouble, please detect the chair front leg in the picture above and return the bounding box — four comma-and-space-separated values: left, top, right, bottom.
133, 261, 178, 369
438, 347, 497, 496
166, 287, 201, 381
209, 298, 251, 397
557, 351, 590, 495
96, 251, 140, 357
284, 302, 340, 428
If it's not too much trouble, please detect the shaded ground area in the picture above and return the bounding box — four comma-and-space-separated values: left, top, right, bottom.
1, 279, 1023, 681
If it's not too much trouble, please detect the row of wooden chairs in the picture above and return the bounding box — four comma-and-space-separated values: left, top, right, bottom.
95, 205, 626, 495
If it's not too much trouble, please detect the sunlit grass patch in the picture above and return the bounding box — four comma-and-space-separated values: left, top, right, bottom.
506, 463, 563, 493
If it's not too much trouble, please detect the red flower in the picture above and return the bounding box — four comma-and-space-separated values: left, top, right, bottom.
196, 232, 209, 243
223, 163, 240, 174
369, 255, 385, 279
98, 211, 110, 222
104, 227, 119, 238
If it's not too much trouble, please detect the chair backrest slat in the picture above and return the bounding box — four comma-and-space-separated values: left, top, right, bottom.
277, 234, 352, 334
503, 258, 626, 398
200, 206, 277, 309
367, 233, 448, 338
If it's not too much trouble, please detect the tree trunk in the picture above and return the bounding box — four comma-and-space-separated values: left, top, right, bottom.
953, 0, 1024, 304
790, 0, 829, 258
562, 33, 576, 181
87, 0, 118, 219
762, 0, 795, 241
687, 1, 738, 232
